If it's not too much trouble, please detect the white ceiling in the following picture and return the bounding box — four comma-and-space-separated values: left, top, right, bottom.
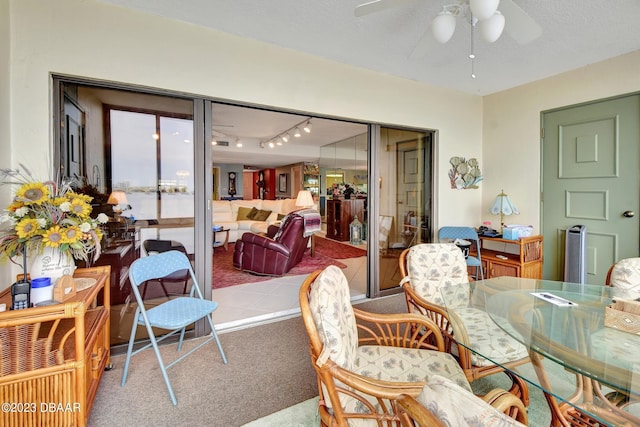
97, 0, 640, 96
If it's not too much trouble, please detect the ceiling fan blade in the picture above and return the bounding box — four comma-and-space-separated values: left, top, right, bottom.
500, 0, 542, 44
354, 0, 417, 17
410, 24, 439, 59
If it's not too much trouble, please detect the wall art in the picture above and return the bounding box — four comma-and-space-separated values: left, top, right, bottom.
449, 157, 482, 189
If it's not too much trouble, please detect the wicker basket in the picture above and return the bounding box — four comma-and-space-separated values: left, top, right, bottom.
604, 299, 640, 335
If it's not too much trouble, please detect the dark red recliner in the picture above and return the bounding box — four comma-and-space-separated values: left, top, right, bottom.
232, 212, 310, 276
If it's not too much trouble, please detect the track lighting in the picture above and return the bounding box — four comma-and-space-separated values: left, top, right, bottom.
303, 121, 312, 133
294, 127, 301, 138
281, 133, 289, 143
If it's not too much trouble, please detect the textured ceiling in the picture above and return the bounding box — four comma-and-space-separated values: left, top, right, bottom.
97, 0, 640, 95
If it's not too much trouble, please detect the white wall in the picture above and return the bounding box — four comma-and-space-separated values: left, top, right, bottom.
1, 0, 11, 290
482, 51, 640, 232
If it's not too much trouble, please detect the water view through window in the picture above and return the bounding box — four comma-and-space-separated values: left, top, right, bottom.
109, 109, 194, 221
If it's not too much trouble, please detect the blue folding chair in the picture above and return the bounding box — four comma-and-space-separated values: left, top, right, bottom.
438, 226, 484, 280
121, 250, 228, 405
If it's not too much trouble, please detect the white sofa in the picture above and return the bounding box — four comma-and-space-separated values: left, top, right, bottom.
212, 198, 299, 243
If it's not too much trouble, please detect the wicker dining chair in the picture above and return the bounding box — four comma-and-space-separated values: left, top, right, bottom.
300, 265, 526, 427
399, 243, 530, 407
605, 257, 640, 294
594, 257, 640, 411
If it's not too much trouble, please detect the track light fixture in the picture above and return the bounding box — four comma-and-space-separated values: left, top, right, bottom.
266, 117, 312, 148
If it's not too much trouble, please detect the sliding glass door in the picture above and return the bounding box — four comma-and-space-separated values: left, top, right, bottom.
373, 126, 433, 294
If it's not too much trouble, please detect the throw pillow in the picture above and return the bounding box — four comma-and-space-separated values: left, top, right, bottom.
246, 207, 259, 219
277, 213, 286, 220
237, 206, 257, 221
253, 209, 272, 221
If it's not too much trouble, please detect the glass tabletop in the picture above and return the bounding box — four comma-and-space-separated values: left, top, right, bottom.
441, 276, 640, 425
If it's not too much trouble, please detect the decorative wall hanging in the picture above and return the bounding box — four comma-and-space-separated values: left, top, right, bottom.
449, 157, 482, 189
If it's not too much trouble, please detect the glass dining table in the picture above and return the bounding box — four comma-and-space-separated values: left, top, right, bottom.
440, 276, 640, 427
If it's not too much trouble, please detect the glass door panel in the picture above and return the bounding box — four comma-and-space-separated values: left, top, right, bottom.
108, 107, 195, 346
378, 127, 433, 291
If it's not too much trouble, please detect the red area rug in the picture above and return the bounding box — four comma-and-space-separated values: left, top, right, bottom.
313, 236, 368, 259
212, 243, 347, 289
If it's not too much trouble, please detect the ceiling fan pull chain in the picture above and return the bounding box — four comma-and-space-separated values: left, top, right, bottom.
470, 14, 476, 79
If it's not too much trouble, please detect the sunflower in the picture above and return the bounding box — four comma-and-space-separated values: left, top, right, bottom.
16, 182, 50, 205
15, 218, 41, 239
68, 191, 93, 203
69, 197, 92, 218
42, 225, 64, 247
61, 226, 82, 244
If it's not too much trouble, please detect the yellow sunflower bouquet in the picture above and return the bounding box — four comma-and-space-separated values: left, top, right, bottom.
0, 165, 108, 264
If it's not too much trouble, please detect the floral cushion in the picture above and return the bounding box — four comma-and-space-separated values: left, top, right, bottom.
309, 265, 358, 370
403, 243, 470, 308
335, 348, 472, 427
402, 244, 528, 366
310, 265, 475, 426
454, 308, 529, 366
416, 375, 526, 427
609, 258, 640, 297
354, 346, 471, 391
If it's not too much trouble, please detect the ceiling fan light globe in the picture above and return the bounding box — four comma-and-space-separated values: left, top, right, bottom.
478, 11, 505, 43
469, 0, 500, 21
431, 12, 456, 44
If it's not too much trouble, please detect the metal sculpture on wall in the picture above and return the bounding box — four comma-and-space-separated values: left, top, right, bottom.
449, 157, 482, 189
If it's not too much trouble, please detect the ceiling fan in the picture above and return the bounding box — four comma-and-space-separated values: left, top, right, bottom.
355, 0, 542, 58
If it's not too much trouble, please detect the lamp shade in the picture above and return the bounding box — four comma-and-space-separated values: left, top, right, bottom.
478, 11, 505, 43
469, 0, 500, 21
431, 11, 456, 44
490, 190, 519, 216
107, 190, 128, 205
295, 190, 314, 208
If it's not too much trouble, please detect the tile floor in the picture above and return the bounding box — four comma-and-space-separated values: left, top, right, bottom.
212, 254, 368, 332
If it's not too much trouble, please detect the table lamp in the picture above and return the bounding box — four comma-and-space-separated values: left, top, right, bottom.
489, 190, 519, 232
107, 190, 130, 216
295, 190, 315, 208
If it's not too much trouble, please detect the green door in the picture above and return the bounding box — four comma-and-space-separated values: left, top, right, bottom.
542, 94, 640, 284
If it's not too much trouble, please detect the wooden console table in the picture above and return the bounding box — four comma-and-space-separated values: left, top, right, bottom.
471, 235, 543, 279
0, 266, 111, 427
